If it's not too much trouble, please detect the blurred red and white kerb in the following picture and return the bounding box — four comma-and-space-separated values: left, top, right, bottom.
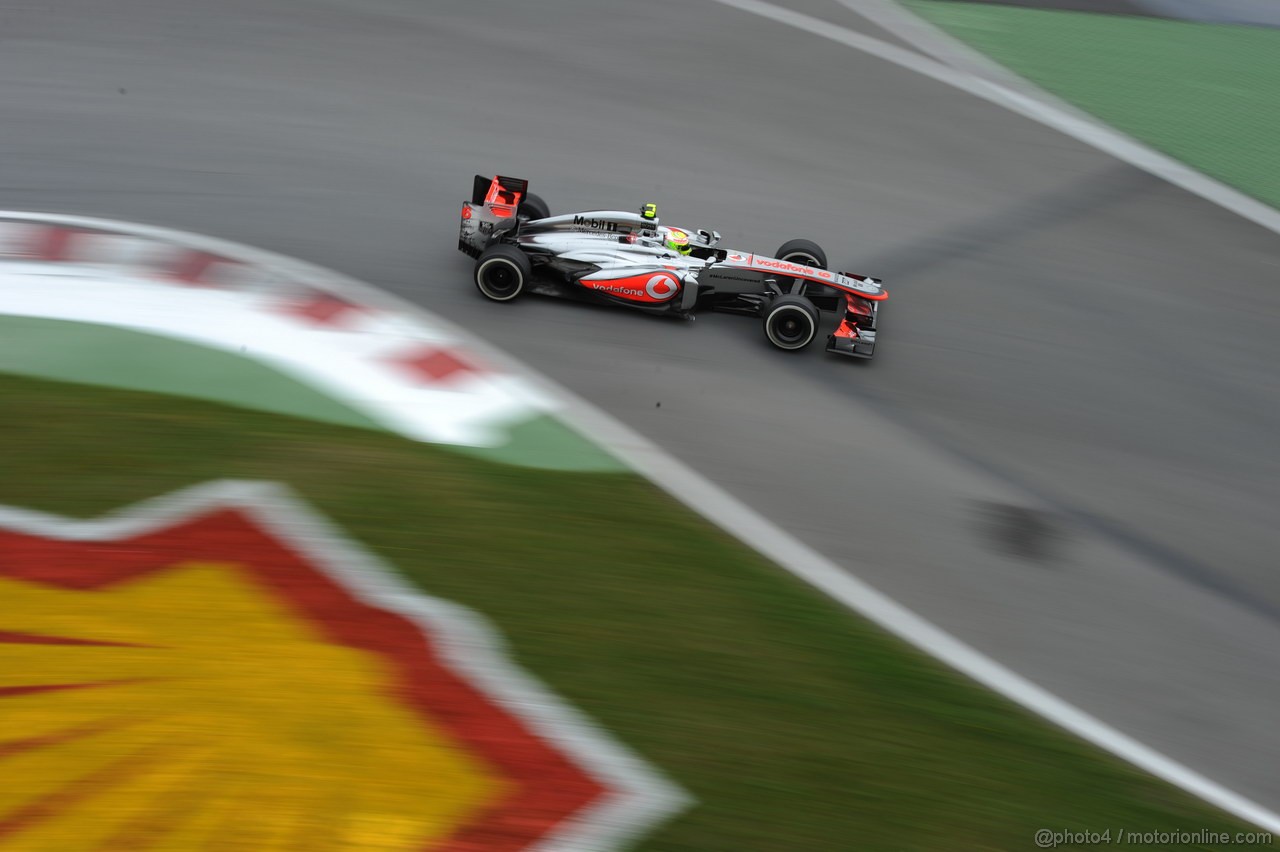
0, 217, 557, 448
0, 222, 259, 287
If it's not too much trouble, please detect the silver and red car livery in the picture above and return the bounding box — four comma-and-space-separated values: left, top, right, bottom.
458, 175, 887, 358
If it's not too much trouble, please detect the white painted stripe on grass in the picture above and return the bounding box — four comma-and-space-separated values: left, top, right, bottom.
705, 0, 1280, 239
8, 213, 1278, 833
559, 395, 1280, 836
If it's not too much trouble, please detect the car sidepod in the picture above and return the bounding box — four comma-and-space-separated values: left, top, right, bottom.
577, 267, 697, 314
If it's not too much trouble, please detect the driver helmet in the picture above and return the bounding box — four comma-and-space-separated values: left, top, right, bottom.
665, 228, 691, 255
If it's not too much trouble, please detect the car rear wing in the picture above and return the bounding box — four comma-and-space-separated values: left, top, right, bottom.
458, 175, 526, 257
471, 174, 528, 212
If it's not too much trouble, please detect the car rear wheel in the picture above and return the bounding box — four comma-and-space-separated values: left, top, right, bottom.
763, 295, 820, 351
519, 192, 550, 221
474, 244, 531, 302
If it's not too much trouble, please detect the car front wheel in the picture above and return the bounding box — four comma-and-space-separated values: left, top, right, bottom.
763, 295, 820, 351
773, 237, 828, 271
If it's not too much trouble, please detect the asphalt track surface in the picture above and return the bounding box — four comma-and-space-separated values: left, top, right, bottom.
5, 0, 1280, 814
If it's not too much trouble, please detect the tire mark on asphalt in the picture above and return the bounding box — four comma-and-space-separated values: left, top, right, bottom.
770, 162, 1280, 619
809, 361, 1280, 625
844, 162, 1280, 441
848, 163, 1150, 280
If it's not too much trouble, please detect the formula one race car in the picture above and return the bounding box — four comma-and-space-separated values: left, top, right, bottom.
457, 175, 886, 357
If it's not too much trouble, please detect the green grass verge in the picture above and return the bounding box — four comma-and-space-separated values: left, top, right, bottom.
906, 1, 1280, 211
0, 314, 383, 432
0, 372, 1256, 850
0, 315, 625, 472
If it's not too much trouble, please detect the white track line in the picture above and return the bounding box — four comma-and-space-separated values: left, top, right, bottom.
698, 0, 1280, 831
834, 0, 1062, 94
707, 0, 1280, 239
7, 212, 1279, 832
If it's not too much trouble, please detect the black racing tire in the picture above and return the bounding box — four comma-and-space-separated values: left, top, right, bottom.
763, 295, 820, 351
474, 244, 531, 302
773, 238, 827, 270
519, 191, 551, 221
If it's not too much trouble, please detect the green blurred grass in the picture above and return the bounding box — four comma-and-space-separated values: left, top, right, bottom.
907, 1, 1280, 211
0, 315, 623, 472
0, 372, 1256, 850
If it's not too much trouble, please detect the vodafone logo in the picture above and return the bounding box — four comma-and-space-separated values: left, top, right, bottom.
645, 274, 678, 301
755, 258, 809, 275
582, 272, 679, 302
587, 283, 643, 297
753, 257, 834, 279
